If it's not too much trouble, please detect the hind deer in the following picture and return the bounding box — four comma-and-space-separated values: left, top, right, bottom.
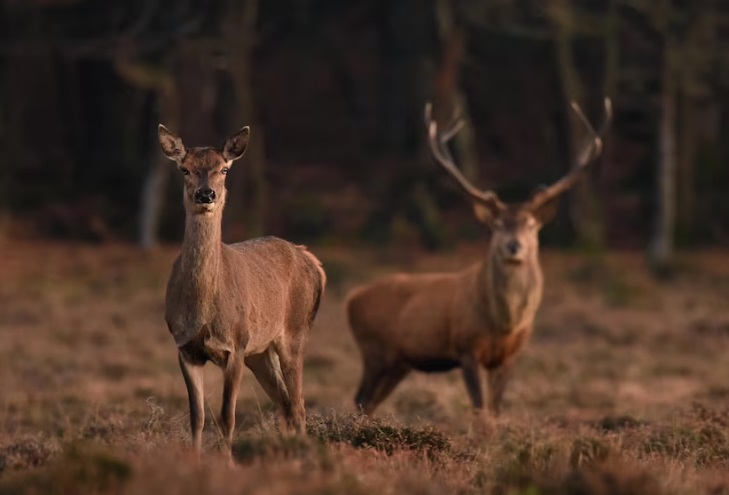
347, 98, 612, 417
158, 125, 326, 457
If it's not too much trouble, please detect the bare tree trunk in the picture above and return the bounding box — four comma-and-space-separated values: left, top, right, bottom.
434, 0, 478, 182
550, 0, 603, 250
677, 88, 695, 240
650, 41, 677, 270
0, 55, 9, 238
364, 0, 445, 248
223, 0, 266, 238
115, 54, 178, 249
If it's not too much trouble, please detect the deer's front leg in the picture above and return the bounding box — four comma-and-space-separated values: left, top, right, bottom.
460, 354, 484, 410
487, 364, 512, 417
179, 352, 205, 455
221, 353, 244, 452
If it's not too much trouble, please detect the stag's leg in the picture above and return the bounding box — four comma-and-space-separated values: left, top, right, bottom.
179, 352, 205, 454
487, 364, 512, 416
354, 359, 380, 413
355, 358, 410, 415
460, 355, 484, 410
276, 336, 307, 434
245, 347, 293, 429
220, 353, 245, 455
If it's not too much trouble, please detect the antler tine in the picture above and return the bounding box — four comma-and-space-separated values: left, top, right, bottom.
425, 102, 500, 205
530, 97, 613, 208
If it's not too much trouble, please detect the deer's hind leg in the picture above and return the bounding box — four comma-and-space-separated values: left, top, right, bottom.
355, 353, 410, 416
244, 346, 292, 427
274, 334, 307, 434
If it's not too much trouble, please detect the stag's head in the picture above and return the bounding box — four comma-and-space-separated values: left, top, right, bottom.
425, 99, 612, 266
158, 126, 250, 215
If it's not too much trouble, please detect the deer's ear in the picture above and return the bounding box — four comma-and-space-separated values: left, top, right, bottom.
158, 125, 186, 162
472, 201, 495, 225
222, 126, 250, 162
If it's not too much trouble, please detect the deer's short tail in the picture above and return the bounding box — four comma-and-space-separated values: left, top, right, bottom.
297, 245, 327, 323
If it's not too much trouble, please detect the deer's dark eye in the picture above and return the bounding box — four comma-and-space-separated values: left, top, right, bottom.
221, 168, 229, 175
180, 168, 190, 175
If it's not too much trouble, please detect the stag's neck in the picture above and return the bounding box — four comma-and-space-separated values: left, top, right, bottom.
180, 210, 224, 297
477, 255, 543, 333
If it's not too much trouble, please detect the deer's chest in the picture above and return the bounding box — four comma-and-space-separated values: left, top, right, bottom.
473, 326, 532, 370
486, 267, 543, 333
165, 280, 243, 351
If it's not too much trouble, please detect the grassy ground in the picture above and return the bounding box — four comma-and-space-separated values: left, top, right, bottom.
1, 240, 729, 494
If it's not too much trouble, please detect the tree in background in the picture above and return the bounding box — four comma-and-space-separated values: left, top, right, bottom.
625, 0, 721, 271
548, 0, 618, 251
4, 0, 729, 253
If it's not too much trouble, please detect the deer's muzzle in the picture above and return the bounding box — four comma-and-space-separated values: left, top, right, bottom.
194, 188, 216, 204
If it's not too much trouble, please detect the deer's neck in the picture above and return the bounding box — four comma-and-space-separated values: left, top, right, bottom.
479, 255, 543, 333
180, 210, 223, 298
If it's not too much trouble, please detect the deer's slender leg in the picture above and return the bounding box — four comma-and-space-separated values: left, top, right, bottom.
275, 336, 307, 433
358, 360, 410, 415
220, 353, 245, 453
487, 364, 512, 416
354, 358, 381, 413
460, 355, 484, 410
179, 352, 205, 454
245, 347, 292, 424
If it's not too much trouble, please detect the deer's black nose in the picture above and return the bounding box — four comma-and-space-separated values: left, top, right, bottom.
506, 240, 522, 256
195, 188, 216, 204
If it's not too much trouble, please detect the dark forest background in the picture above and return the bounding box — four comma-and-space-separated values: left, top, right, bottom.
2, 0, 729, 266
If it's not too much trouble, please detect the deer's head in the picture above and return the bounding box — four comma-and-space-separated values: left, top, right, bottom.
158, 126, 250, 215
425, 98, 612, 266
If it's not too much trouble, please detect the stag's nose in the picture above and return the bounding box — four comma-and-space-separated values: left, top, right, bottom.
505, 240, 522, 256
194, 188, 216, 204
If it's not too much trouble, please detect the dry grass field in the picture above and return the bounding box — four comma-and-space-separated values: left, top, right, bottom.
1, 240, 729, 494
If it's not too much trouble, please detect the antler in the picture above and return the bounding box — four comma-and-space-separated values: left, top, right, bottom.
425, 103, 504, 209
529, 97, 613, 209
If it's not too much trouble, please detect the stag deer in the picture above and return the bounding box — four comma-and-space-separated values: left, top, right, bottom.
347, 98, 612, 417
159, 125, 326, 457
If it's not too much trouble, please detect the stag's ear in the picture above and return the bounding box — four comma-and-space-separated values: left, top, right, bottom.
158, 125, 186, 162
222, 126, 250, 162
472, 201, 497, 225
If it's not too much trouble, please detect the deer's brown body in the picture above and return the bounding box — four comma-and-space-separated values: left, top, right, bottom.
167, 234, 323, 360
159, 126, 325, 457
348, 99, 611, 416
349, 248, 542, 369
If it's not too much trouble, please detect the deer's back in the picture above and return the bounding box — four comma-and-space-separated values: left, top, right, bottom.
226, 235, 324, 335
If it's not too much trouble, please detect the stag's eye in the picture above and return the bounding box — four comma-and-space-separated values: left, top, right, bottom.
180, 168, 190, 176
221, 168, 229, 175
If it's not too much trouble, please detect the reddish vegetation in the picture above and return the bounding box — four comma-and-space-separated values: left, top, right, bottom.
1, 241, 729, 493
